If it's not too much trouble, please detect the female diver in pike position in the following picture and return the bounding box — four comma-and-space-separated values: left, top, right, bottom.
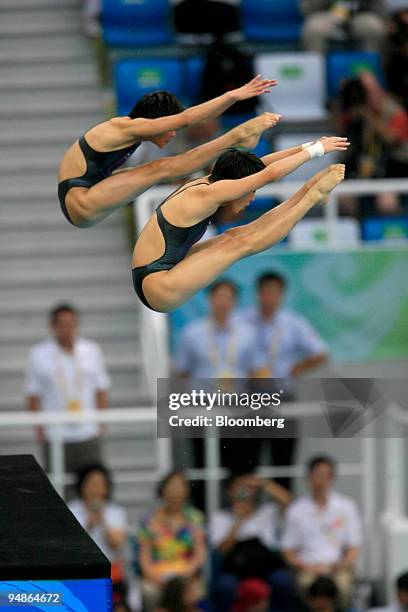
132, 138, 349, 312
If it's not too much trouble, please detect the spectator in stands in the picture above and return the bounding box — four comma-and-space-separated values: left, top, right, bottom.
231, 578, 271, 612
68, 464, 129, 595
282, 456, 362, 607
210, 473, 296, 612
155, 575, 204, 612
335, 72, 408, 215
174, 279, 269, 491
25, 303, 110, 477
305, 577, 343, 612
138, 471, 206, 612
368, 570, 408, 611
239, 272, 328, 490
301, 0, 387, 53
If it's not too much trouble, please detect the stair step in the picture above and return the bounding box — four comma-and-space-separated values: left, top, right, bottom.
0, 34, 91, 56
1, 253, 130, 278
0, 116, 104, 141
0, 65, 98, 92
0, 47, 92, 67
0, 0, 80, 11
0, 91, 104, 119
0, 11, 80, 38
0, 204, 122, 228
0, 293, 138, 316
0, 226, 127, 249
0, 283, 137, 312
0, 309, 140, 334
0, 266, 131, 290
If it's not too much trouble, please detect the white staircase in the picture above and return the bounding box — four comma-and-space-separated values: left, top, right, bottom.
0, 0, 157, 522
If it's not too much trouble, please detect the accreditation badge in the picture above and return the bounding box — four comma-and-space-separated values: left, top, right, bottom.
67, 399, 82, 412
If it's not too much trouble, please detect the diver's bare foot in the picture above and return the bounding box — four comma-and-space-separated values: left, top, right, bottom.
308, 164, 345, 206
304, 165, 332, 191
236, 112, 281, 149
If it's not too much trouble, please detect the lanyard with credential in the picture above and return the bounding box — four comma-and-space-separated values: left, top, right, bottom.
54, 345, 83, 412
263, 318, 284, 371
207, 320, 237, 378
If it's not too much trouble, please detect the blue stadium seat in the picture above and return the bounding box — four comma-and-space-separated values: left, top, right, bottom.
102, 0, 174, 47
241, 0, 303, 43
362, 217, 408, 242
114, 58, 184, 116
327, 51, 384, 98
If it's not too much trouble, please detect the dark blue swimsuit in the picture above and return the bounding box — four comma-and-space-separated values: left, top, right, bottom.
58, 134, 139, 225
132, 182, 214, 311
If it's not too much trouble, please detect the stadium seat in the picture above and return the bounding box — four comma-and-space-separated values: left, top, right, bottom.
362, 217, 408, 242
102, 0, 174, 47
290, 218, 360, 247
241, 0, 303, 43
114, 58, 184, 116
327, 51, 384, 98
255, 53, 327, 121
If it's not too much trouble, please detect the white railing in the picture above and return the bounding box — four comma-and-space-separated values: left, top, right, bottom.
1, 403, 407, 581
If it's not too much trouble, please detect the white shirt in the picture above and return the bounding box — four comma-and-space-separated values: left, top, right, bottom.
24, 337, 110, 443
281, 491, 362, 565
210, 502, 279, 550
68, 499, 127, 562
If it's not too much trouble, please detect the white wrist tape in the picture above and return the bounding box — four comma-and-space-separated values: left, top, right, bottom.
305, 141, 325, 159
301, 141, 314, 150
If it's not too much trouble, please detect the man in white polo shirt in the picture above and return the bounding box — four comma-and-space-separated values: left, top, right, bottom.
282, 455, 362, 606
25, 303, 110, 476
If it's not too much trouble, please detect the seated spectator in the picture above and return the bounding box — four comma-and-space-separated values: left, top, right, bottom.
138, 471, 206, 612
368, 570, 408, 611
68, 464, 129, 592
155, 575, 205, 612
231, 578, 271, 612
335, 73, 408, 216
210, 474, 296, 612
305, 577, 343, 612
301, 0, 387, 53
282, 456, 362, 608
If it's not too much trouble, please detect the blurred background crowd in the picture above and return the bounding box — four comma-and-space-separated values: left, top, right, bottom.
1, 0, 408, 611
